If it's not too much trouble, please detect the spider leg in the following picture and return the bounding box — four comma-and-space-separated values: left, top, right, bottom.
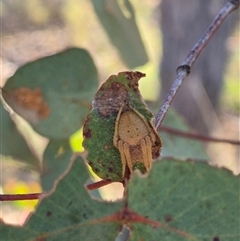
118, 140, 127, 177
113, 105, 124, 147
123, 142, 133, 174
145, 136, 153, 170
140, 137, 152, 171
140, 139, 148, 171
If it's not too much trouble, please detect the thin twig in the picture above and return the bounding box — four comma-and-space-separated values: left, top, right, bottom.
86, 180, 114, 190
160, 126, 240, 145
155, 0, 239, 130
0, 193, 41, 201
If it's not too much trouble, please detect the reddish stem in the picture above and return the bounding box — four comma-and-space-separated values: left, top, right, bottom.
96, 207, 194, 239
0, 193, 41, 201
86, 179, 114, 190
0, 180, 115, 201
160, 126, 240, 145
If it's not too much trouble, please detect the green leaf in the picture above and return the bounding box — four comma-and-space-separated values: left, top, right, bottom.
41, 140, 73, 192
0, 101, 39, 169
1, 158, 124, 241
160, 110, 209, 160
2, 48, 98, 139
2, 158, 238, 240
128, 159, 240, 240
91, 0, 148, 68
83, 71, 162, 182
83, 109, 122, 181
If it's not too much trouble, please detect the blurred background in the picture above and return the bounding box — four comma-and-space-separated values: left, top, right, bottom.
1, 0, 239, 225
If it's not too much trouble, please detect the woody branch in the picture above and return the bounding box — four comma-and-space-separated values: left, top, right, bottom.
155, 0, 239, 130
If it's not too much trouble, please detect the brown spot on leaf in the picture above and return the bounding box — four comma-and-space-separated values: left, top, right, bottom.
165, 215, 173, 222
93, 81, 128, 117
34, 236, 46, 241
83, 128, 91, 139
83, 115, 92, 138
46, 211, 52, 217
122, 71, 145, 93
12, 87, 50, 118
123, 71, 146, 80
213, 237, 220, 241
